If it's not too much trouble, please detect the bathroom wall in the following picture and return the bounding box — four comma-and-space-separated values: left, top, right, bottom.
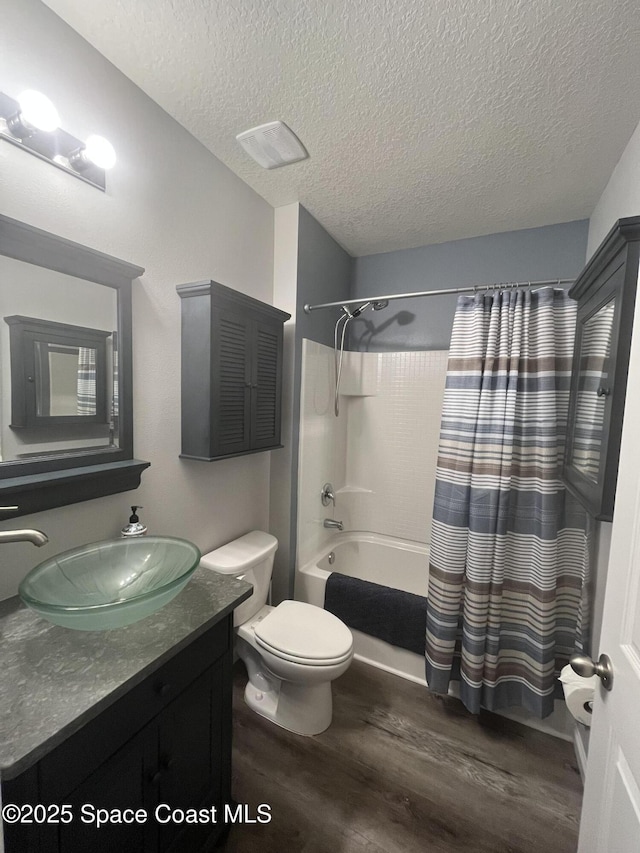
588, 116, 640, 256
296, 206, 354, 349
351, 220, 590, 351
297, 341, 449, 564
0, 0, 274, 599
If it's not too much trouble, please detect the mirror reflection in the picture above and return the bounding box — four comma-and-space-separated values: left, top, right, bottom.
0, 256, 118, 463
35, 342, 98, 417
571, 299, 615, 482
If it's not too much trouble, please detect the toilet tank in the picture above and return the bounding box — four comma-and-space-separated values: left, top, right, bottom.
199, 531, 278, 626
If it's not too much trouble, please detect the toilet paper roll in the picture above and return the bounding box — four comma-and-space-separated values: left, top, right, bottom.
559, 662, 598, 687
562, 680, 595, 726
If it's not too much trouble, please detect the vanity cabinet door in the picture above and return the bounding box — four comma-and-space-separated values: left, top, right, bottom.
58, 726, 157, 853
156, 658, 229, 852
2, 726, 156, 853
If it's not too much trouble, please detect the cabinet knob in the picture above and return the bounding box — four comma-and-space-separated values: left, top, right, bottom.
156, 682, 171, 697
149, 771, 161, 785
596, 386, 611, 397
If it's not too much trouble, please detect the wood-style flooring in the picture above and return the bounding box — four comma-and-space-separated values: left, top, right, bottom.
223, 660, 582, 853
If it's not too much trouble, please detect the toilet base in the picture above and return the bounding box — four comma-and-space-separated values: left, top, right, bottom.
243, 678, 333, 736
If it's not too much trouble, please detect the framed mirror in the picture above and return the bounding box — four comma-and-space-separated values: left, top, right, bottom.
0, 214, 149, 517
564, 216, 640, 521
566, 300, 615, 484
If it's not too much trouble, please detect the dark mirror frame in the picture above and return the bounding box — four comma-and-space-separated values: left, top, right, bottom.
563, 216, 640, 521
0, 214, 150, 517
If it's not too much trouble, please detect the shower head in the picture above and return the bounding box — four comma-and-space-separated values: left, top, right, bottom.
351, 301, 371, 317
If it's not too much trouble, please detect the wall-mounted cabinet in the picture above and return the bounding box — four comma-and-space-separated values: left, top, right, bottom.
563, 216, 640, 521
5, 316, 111, 428
177, 281, 290, 461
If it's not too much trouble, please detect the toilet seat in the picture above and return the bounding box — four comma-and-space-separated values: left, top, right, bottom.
255, 637, 353, 667
254, 600, 353, 665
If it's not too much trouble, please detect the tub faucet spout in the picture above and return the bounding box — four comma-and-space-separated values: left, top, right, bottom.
323, 519, 344, 531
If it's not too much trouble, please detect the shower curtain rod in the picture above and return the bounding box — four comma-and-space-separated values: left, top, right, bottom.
303, 278, 575, 313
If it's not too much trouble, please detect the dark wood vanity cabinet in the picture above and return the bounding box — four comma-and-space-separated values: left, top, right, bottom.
177, 280, 290, 461
2, 617, 233, 853
563, 216, 640, 520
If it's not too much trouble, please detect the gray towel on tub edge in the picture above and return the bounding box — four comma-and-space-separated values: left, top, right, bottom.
324, 572, 427, 656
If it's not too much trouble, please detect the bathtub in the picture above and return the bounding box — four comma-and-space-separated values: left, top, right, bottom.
295, 532, 429, 685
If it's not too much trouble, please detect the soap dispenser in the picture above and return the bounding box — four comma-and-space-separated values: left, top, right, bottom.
121, 506, 147, 538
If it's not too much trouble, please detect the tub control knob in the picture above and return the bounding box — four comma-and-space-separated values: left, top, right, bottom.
321, 483, 336, 507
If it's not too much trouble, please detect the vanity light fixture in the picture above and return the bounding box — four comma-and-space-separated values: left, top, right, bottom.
6, 90, 60, 137
0, 89, 115, 191
69, 135, 117, 171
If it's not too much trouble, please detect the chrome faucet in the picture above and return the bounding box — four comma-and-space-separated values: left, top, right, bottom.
0, 529, 49, 546
0, 507, 48, 546
323, 519, 344, 531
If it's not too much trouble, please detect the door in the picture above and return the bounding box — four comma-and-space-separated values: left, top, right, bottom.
157, 662, 224, 852
578, 268, 640, 852
59, 726, 156, 853
250, 316, 283, 450
211, 305, 252, 457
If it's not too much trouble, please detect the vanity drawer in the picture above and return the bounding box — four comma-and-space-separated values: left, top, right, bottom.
37, 616, 230, 801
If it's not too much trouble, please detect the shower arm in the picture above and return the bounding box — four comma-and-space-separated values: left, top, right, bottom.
303, 279, 574, 314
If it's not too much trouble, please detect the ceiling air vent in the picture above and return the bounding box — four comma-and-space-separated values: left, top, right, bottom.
236, 121, 308, 169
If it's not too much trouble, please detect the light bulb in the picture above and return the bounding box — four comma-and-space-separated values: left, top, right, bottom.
83, 135, 116, 169
17, 90, 59, 132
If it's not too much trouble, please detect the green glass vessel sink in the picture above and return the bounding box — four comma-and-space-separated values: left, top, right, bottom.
19, 536, 201, 631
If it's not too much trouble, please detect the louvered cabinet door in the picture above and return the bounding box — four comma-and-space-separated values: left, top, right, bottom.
211, 307, 252, 456
250, 318, 283, 450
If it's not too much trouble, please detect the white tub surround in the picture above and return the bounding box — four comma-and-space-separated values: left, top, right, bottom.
297, 339, 448, 564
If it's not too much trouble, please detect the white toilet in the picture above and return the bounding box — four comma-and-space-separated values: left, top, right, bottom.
200, 531, 353, 736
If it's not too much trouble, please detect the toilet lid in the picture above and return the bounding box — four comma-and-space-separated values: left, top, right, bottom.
254, 600, 353, 662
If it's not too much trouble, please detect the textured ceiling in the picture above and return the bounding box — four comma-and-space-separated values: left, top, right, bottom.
43, 0, 640, 256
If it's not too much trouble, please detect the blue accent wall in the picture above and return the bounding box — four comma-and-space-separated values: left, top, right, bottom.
297, 206, 353, 347
350, 220, 589, 351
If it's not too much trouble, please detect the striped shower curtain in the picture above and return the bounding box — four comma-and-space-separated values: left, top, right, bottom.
425, 287, 588, 718
76, 347, 97, 415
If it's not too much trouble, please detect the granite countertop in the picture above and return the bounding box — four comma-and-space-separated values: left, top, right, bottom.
0, 568, 251, 780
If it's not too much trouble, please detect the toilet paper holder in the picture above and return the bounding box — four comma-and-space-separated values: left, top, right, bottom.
570, 652, 614, 691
